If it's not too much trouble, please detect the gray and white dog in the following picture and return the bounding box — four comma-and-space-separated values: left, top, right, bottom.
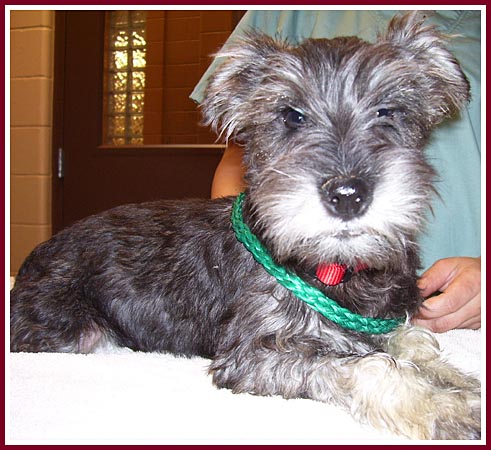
11, 12, 480, 439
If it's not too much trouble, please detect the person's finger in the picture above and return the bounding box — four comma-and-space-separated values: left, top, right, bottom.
416, 261, 481, 319
458, 316, 481, 330
416, 284, 476, 321
417, 258, 458, 297
412, 294, 480, 332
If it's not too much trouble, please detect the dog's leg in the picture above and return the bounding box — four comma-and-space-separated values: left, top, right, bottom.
383, 325, 481, 438
210, 332, 480, 439
385, 325, 481, 389
10, 281, 104, 353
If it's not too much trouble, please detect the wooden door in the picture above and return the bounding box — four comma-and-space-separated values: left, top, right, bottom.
52, 11, 232, 232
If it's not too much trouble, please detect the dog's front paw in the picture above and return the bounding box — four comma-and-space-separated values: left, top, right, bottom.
430, 392, 481, 440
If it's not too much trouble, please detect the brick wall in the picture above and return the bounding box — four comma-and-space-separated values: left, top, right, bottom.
10, 10, 55, 275
144, 10, 238, 145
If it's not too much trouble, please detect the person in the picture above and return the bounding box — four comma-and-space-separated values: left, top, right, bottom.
191, 10, 482, 333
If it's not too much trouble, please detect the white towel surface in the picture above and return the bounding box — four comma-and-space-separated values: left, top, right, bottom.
8, 331, 482, 444
8, 276, 482, 444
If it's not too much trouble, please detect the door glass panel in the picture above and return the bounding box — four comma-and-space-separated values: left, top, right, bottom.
104, 11, 147, 145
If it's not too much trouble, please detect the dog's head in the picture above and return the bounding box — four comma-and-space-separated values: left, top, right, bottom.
202, 12, 470, 270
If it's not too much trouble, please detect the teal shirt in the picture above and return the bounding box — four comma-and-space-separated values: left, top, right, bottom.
191, 10, 481, 271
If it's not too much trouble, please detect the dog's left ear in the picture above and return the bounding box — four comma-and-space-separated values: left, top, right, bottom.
201, 32, 290, 141
380, 11, 471, 123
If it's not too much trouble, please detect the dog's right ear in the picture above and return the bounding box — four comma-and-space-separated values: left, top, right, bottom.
201, 32, 288, 141
380, 11, 471, 123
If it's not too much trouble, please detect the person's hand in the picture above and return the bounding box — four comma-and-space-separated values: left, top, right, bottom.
412, 257, 481, 333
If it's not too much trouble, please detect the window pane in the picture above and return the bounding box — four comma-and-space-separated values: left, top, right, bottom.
111, 72, 128, 92
131, 93, 144, 113
132, 71, 144, 90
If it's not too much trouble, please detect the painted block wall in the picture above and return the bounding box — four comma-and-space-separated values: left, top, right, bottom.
10, 10, 55, 275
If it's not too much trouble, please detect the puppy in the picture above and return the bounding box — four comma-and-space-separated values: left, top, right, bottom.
11, 12, 480, 439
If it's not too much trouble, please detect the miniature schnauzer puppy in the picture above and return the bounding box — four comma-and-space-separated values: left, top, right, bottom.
11, 12, 480, 439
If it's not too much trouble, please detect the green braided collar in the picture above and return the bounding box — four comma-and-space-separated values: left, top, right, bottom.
231, 192, 405, 335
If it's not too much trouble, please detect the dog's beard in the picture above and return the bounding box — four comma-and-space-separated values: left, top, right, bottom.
249, 150, 435, 270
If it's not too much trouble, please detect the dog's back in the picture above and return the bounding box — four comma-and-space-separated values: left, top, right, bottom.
10, 197, 243, 355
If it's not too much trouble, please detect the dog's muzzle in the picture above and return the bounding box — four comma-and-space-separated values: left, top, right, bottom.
321, 177, 372, 221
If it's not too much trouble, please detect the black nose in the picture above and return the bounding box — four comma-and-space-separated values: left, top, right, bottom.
322, 177, 372, 220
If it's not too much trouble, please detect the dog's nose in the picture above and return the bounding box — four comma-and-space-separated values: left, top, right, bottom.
322, 177, 372, 220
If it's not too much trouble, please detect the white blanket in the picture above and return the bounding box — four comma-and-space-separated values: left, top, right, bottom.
7, 275, 482, 444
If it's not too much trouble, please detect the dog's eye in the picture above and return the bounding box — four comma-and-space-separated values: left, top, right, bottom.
376, 108, 395, 118
283, 108, 306, 129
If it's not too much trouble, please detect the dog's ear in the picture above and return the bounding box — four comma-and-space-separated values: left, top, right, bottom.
201, 32, 289, 141
380, 11, 471, 123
